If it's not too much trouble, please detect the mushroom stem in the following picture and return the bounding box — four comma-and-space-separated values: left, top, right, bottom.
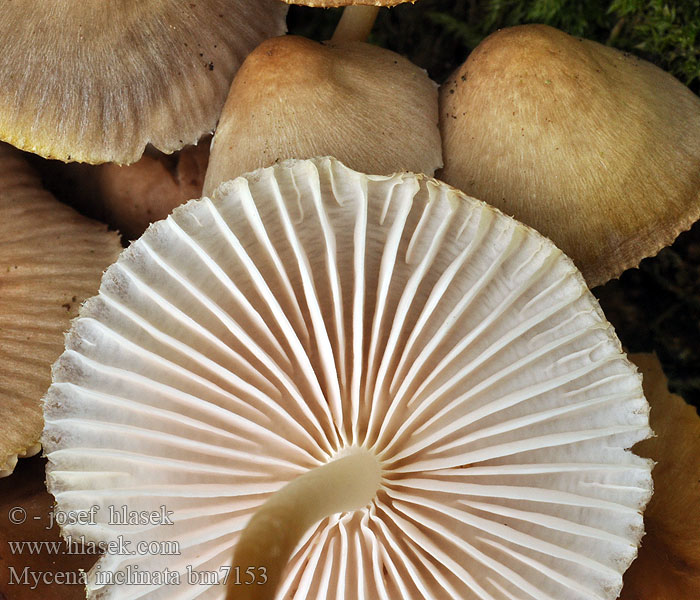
227, 446, 382, 599
331, 6, 380, 43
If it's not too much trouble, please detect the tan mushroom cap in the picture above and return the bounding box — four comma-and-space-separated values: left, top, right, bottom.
66, 142, 210, 240
0, 1, 287, 165
203, 35, 442, 195
44, 158, 651, 599
439, 24, 700, 288
622, 354, 700, 598
0, 143, 122, 476
284, 1, 413, 6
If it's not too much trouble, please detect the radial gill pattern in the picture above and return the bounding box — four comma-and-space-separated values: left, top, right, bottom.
43, 157, 652, 599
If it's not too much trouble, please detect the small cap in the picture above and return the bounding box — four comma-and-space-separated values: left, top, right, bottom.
69, 142, 210, 240
622, 354, 700, 598
439, 24, 700, 287
44, 158, 650, 598
204, 35, 442, 195
0, 143, 122, 476
0, 1, 287, 164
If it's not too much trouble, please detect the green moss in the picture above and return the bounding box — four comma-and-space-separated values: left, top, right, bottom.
609, 0, 700, 87
416, 0, 700, 90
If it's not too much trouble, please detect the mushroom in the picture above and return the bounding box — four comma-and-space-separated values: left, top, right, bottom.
88, 141, 209, 240
203, 35, 442, 195
49, 140, 210, 240
622, 354, 700, 599
0, 143, 122, 477
0, 1, 287, 164
44, 157, 651, 599
439, 24, 700, 288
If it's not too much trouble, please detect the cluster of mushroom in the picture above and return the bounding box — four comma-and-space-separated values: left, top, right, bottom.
1, 2, 699, 600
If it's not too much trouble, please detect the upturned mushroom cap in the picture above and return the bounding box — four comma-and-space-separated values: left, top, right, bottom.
622, 354, 700, 598
44, 158, 651, 599
203, 35, 442, 195
439, 24, 700, 288
0, 144, 122, 476
0, 1, 287, 164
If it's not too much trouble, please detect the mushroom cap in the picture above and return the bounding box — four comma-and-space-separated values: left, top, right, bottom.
0, 1, 287, 164
439, 24, 700, 288
44, 157, 651, 599
66, 141, 210, 240
622, 354, 700, 598
0, 143, 122, 476
203, 35, 442, 195
95, 141, 209, 240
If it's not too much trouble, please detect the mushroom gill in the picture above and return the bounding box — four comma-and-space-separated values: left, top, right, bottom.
44, 158, 651, 599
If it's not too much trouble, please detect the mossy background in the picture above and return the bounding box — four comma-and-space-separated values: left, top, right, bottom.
289, 1, 700, 409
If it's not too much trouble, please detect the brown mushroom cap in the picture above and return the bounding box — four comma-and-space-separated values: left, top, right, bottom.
622, 354, 700, 598
0, 1, 287, 164
439, 24, 700, 288
0, 144, 122, 476
203, 35, 442, 195
95, 142, 209, 240
62, 142, 210, 240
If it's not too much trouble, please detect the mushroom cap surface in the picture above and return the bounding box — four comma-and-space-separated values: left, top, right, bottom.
0, 1, 287, 164
69, 142, 210, 240
0, 143, 122, 476
203, 35, 442, 195
439, 24, 700, 287
44, 157, 651, 599
622, 354, 700, 599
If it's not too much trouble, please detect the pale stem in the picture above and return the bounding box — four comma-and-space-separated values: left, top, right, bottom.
331, 6, 381, 43
226, 447, 382, 599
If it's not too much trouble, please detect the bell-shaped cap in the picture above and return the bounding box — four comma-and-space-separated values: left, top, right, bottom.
0, 144, 122, 476
0, 1, 287, 164
622, 354, 700, 598
203, 35, 442, 195
439, 24, 700, 287
44, 158, 651, 598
